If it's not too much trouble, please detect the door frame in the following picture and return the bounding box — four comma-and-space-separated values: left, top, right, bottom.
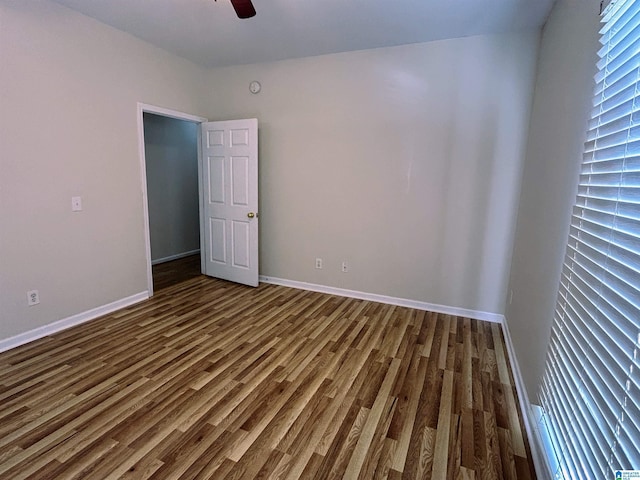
136, 103, 208, 297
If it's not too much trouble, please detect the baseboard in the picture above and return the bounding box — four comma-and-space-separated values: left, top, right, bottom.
0, 291, 149, 353
152, 249, 200, 265
500, 317, 553, 480
258, 275, 503, 323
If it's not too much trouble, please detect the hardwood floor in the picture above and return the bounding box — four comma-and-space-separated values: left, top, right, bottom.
0, 276, 536, 479
152, 254, 202, 292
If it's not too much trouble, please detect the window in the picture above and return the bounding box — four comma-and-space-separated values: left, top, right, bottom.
540, 0, 640, 478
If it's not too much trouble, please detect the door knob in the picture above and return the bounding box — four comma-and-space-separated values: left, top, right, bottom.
247, 212, 255, 218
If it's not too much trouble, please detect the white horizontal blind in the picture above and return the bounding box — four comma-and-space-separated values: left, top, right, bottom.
540, 0, 640, 478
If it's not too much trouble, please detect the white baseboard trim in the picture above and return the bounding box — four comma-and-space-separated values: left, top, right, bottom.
0, 291, 149, 353
259, 275, 503, 323
152, 249, 200, 265
500, 317, 553, 480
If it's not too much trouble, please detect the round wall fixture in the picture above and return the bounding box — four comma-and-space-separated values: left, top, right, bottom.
249, 81, 261, 94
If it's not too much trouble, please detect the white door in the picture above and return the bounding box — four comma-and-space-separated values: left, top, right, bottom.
201, 119, 259, 287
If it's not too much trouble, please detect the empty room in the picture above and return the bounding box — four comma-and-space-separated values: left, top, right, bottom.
1, 0, 638, 478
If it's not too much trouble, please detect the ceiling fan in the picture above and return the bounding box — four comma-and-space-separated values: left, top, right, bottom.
216, 0, 256, 19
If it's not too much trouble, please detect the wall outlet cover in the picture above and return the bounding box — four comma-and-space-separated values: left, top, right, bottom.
27, 290, 40, 306
71, 196, 82, 212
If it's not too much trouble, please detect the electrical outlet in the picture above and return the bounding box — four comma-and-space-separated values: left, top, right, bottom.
315, 258, 323, 269
27, 290, 40, 306
71, 196, 82, 212
341, 261, 348, 273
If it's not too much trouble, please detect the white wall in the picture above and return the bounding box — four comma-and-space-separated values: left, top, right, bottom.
0, 0, 207, 340
143, 113, 200, 263
204, 33, 539, 315
506, 0, 601, 397
0, 0, 545, 347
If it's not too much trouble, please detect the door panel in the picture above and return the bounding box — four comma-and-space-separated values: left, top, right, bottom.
232, 220, 250, 268
209, 218, 226, 263
201, 119, 258, 287
231, 156, 249, 206
208, 156, 225, 204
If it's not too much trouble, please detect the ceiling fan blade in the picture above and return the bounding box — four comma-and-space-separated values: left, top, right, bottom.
229, 0, 256, 19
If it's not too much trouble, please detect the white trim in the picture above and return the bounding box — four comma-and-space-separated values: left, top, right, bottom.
136, 103, 208, 298
0, 292, 148, 353
531, 404, 561, 479
197, 125, 206, 276
151, 249, 200, 265
137, 103, 208, 124
258, 275, 503, 323
501, 317, 553, 480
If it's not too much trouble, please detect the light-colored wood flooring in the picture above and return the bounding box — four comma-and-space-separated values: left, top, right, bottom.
0, 273, 536, 479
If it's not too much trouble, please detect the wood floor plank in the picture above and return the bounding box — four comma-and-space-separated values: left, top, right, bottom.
344, 358, 401, 478
390, 351, 427, 471
432, 368, 454, 479
0, 265, 537, 479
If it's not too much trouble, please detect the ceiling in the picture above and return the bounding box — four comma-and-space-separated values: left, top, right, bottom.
51, 0, 556, 69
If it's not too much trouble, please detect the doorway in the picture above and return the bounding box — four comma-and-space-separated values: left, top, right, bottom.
137, 103, 207, 297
